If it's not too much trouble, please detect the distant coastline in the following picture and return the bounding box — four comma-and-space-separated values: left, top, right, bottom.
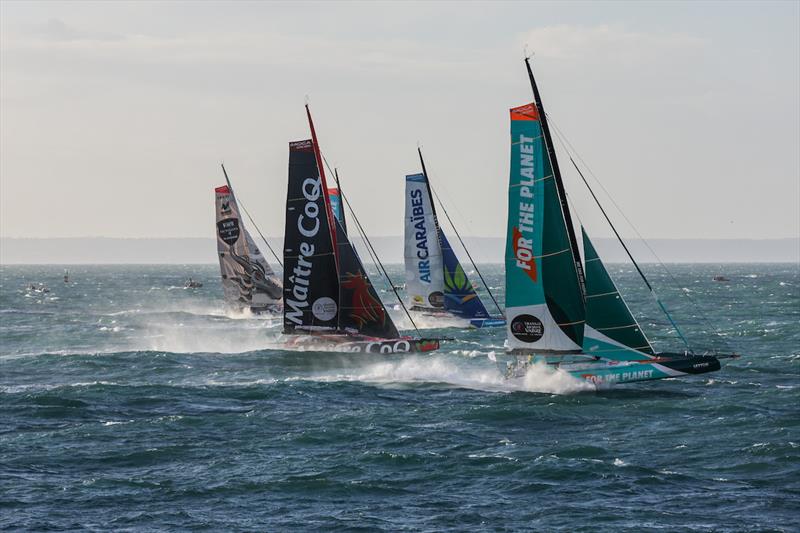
1, 237, 797, 265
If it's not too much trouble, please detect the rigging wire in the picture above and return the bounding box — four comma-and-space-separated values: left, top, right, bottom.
220, 163, 283, 268
319, 158, 384, 277
418, 149, 504, 316
319, 154, 421, 336
545, 114, 733, 353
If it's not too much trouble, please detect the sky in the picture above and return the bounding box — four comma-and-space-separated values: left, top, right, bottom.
1, 1, 798, 241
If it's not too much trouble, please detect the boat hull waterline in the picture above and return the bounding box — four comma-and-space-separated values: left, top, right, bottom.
503, 353, 722, 385
284, 334, 440, 354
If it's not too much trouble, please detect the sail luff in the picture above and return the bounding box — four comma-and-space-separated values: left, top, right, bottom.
305, 105, 339, 271
524, 58, 586, 302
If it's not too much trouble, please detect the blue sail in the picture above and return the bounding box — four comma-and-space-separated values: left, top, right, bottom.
439, 228, 491, 321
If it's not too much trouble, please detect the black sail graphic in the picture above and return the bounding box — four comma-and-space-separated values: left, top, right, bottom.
283, 139, 340, 332
334, 217, 399, 339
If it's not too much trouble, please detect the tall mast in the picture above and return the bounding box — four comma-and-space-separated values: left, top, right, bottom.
525, 57, 586, 301
305, 104, 339, 270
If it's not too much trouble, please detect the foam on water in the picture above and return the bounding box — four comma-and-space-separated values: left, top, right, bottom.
310, 355, 594, 395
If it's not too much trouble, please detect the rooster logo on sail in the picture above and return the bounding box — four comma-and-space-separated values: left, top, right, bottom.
341, 270, 385, 328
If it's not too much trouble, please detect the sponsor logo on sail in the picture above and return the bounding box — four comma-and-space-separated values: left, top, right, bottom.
408, 188, 431, 283
217, 218, 240, 245
428, 291, 444, 307
513, 133, 538, 283
312, 296, 337, 322
286, 176, 330, 325
510, 314, 544, 343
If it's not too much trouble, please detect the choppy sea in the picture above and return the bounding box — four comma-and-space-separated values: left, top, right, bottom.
1, 263, 798, 532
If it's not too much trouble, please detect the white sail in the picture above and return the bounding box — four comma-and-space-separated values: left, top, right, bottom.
215, 185, 282, 312
404, 173, 445, 310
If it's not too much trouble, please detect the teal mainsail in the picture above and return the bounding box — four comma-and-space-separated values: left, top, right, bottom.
505, 102, 584, 353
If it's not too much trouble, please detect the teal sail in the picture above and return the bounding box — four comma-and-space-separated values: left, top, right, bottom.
582, 228, 654, 360
505, 102, 585, 353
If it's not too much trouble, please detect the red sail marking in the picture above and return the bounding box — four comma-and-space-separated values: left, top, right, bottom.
510, 103, 539, 122
215, 185, 231, 194
305, 105, 339, 270
512, 226, 538, 283
341, 271, 385, 328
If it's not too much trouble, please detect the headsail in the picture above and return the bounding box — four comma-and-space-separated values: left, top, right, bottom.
439, 229, 490, 319
582, 228, 654, 359
215, 185, 282, 311
335, 217, 400, 338
505, 103, 585, 353
283, 140, 340, 332
404, 173, 445, 310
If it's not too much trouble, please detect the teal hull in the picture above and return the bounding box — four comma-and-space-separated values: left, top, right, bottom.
560, 354, 721, 385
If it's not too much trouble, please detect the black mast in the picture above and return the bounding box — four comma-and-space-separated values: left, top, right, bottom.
417, 148, 503, 316
524, 57, 586, 301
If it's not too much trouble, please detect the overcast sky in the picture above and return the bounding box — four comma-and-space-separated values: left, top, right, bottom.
1, 1, 798, 240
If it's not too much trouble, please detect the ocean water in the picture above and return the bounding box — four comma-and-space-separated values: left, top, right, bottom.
1, 263, 798, 532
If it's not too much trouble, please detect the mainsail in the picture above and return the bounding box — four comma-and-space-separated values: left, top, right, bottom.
215, 185, 282, 311
404, 173, 445, 310
283, 140, 340, 332
582, 229, 654, 360
505, 102, 585, 353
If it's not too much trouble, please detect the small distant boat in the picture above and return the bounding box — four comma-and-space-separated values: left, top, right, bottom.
494, 57, 738, 385
185, 278, 203, 289
28, 283, 49, 293
713, 275, 731, 282
63, 270, 69, 283
403, 150, 505, 329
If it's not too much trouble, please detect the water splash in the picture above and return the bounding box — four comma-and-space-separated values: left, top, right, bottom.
310, 355, 594, 395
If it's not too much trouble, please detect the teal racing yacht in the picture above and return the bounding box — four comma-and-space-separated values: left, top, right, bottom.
500, 58, 737, 385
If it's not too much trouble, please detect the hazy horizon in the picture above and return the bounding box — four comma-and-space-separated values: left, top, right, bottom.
1, 1, 798, 243
2, 236, 797, 264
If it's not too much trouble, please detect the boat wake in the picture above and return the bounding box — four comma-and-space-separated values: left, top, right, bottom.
310, 355, 595, 395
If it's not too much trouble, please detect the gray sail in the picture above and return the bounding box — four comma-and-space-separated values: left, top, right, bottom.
215, 184, 282, 312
